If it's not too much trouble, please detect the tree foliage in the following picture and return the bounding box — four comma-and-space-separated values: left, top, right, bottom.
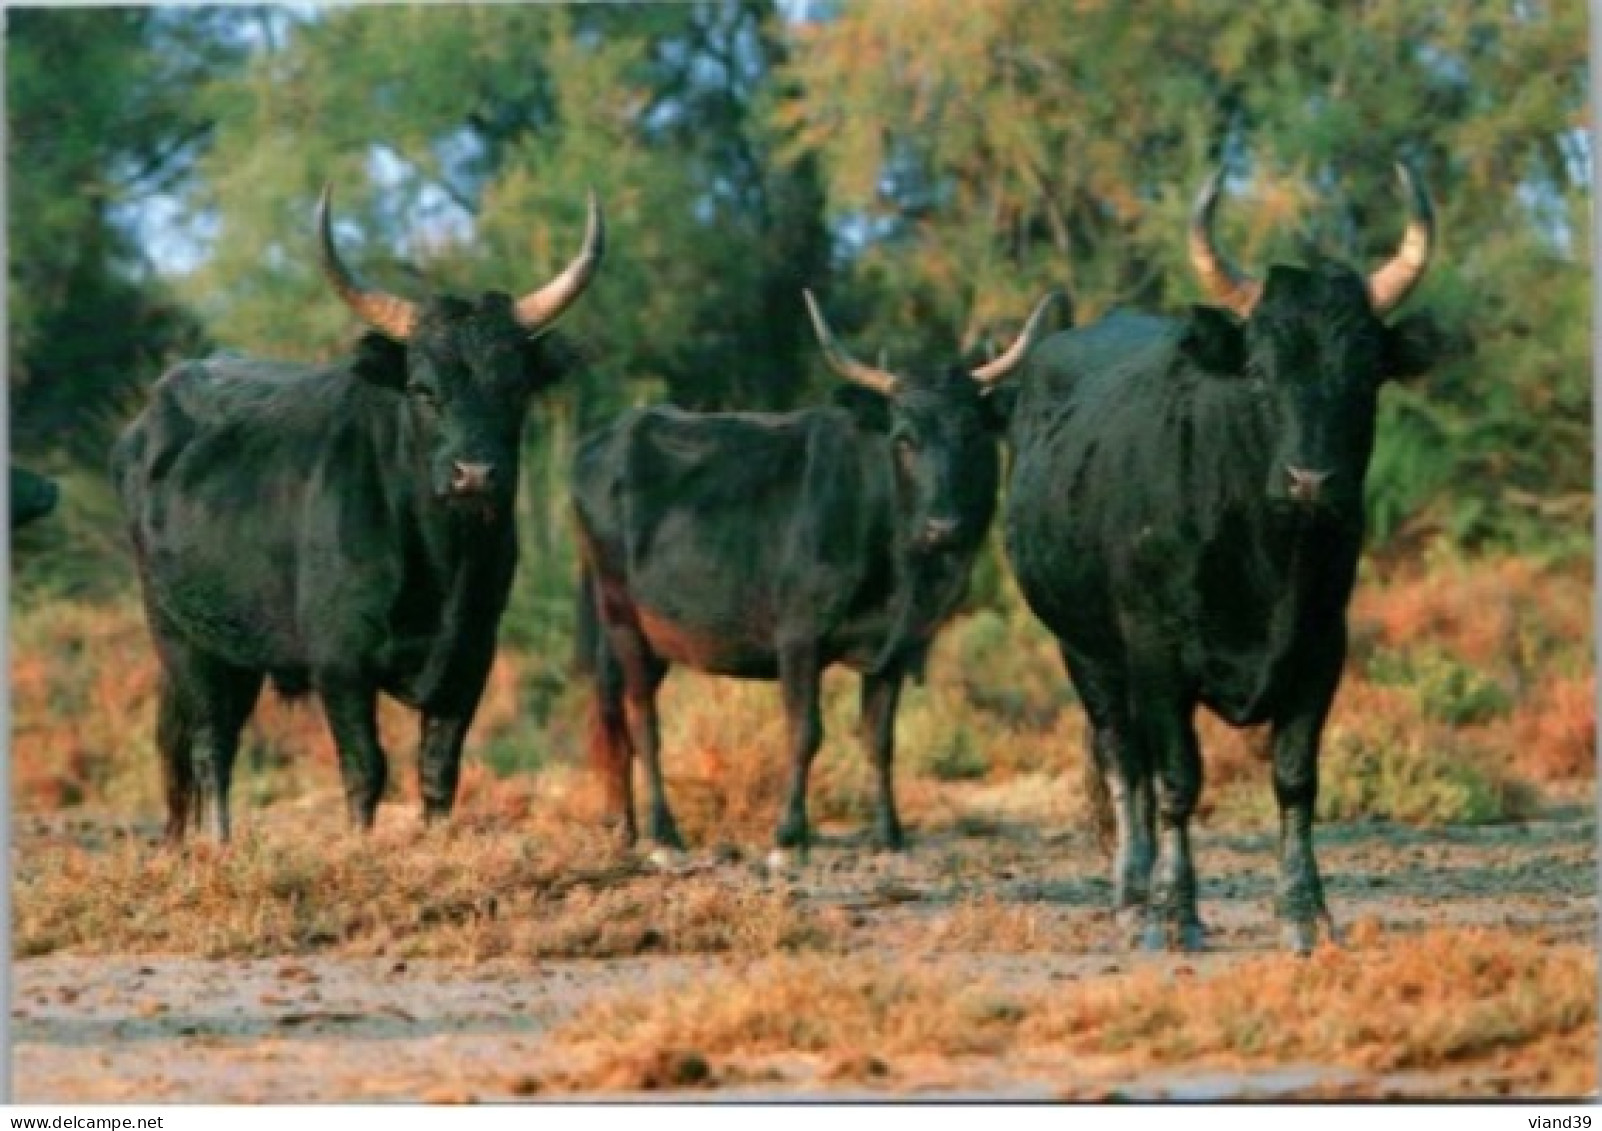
6, 0, 1592, 567
7, 8, 253, 460
777, 0, 1591, 551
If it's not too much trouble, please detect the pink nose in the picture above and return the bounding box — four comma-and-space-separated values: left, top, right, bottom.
1285, 465, 1331, 504
451, 461, 495, 494
921, 517, 961, 546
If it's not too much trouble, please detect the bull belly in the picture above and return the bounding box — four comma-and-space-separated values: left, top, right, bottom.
1193, 650, 1288, 727
635, 607, 780, 678
144, 570, 300, 672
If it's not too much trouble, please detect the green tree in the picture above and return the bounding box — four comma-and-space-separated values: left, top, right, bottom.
777, 0, 1591, 553
7, 7, 252, 462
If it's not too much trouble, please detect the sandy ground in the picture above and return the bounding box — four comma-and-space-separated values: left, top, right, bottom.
12, 799, 1597, 1102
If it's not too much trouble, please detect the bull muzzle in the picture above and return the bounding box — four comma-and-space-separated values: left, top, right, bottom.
917, 516, 963, 551
1284, 465, 1333, 506
449, 460, 498, 497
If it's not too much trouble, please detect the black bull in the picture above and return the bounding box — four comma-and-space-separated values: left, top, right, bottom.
113, 185, 605, 842
1003, 163, 1443, 953
573, 289, 1063, 855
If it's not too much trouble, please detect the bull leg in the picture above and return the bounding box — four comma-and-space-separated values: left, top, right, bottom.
1128, 688, 1204, 952
155, 680, 194, 843
1098, 724, 1159, 934
588, 626, 639, 845
774, 640, 824, 856
316, 673, 389, 830
1271, 635, 1344, 954
1058, 644, 1154, 934
611, 628, 680, 850
417, 713, 473, 826
152, 636, 261, 844
858, 669, 905, 851
417, 647, 494, 824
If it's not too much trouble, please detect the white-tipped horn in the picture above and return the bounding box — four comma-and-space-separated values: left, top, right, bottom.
802, 289, 900, 396
316, 184, 420, 342
1366, 161, 1435, 315
971, 290, 1067, 386
1187, 168, 1262, 319
514, 190, 606, 329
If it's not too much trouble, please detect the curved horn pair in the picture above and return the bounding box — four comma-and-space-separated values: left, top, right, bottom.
316, 185, 606, 341
1189, 162, 1434, 319
803, 290, 1063, 394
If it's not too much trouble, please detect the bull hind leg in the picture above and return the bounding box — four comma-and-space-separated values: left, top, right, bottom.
774, 640, 824, 857
155, 680, 194, 842
1124, 676, 1205, 953
315, 672, 389, 830
1058, 644, 1156, 936
152, 644, 262, 844
610, 628, 681, 851
858, 669, 906, 851
586, 624, 639, 845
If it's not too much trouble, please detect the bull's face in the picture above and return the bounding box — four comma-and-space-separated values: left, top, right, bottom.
1242, 266, 1439, 514
804, 290, 1065, 553
318, 184, 603, 518
1186, 161, 1441, 516
885, 373, 1002, 553
397, 298, 546, 512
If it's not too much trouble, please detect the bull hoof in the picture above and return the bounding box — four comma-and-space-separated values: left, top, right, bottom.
1113, 907, 1146, 949
1281, 913, 1339, 956
1136, 916, 1206, 953
766, 847, 803, 873
420, 802, 452, 826
646, 846, 689, 871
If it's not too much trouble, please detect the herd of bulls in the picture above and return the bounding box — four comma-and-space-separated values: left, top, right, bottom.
93, 162, 1443, 954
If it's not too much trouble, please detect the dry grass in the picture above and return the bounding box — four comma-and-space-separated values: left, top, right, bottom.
913, 897, 1097, 954
13, 772, 846, 962
545, 927, 1596, 1095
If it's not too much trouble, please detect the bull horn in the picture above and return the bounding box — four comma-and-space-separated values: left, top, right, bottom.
971, 290, 1065, 386
316, 184, 420, 342
1367, 161, 1434, 315
514, 190, 606, 330
802, 290, 900, 396
1188, 167, 1262, 319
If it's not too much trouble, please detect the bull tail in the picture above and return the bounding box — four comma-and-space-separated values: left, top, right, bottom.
572, 558, 601, 680
578, 565, 637, 843
155, 678, 195, 844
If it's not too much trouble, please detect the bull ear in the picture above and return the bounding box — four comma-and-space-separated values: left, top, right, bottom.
1381, 312, 1444, 383
1178, 304, 1245, 376
349, 331, 408, 389
831, 383, 892, 431
979, 382, 1018, 433
522, 332, 580, 393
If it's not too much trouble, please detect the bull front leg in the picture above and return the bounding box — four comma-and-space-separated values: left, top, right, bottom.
1270, 634, 1345, 954
316, 671, 390, 830
416, 638, 495, 823
858, 668, 906, 851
